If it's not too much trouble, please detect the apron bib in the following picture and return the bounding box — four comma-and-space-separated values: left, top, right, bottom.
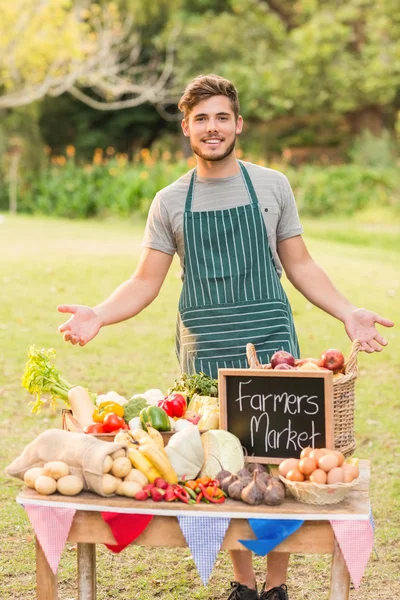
176, 161, 300, 379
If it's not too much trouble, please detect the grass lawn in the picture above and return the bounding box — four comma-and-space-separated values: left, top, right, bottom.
0, 212, 399, 599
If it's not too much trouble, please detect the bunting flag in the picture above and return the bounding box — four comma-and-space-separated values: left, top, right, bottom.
239, 519, 304, 556
24, 505, 76, 575
330, 519, 374, 590
101, 512, 153, 553
177, 516, 230, 585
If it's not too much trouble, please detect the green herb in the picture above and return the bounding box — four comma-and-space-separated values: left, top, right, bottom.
22, 345, 75, 413
168, 372, 218, 399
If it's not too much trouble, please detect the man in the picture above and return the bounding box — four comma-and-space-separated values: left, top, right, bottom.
58, 74, 394, 600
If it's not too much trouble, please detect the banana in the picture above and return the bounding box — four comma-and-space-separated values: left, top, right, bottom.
139, 443, 178, 485
114, 431, 135, 447
127, 446, 161, 483
129, 428, 154, 446
144, 425, 165, 452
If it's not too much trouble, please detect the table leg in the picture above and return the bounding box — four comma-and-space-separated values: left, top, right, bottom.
36, 537, 58, 600
329, 537, 350, 600
77, 543, 96, 600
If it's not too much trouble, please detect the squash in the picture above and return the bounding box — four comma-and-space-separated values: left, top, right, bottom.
197, 406, 219, 431
199, 430, 245, 479
164, 425, 204, 480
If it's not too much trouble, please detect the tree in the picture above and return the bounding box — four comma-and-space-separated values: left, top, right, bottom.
170, 0, 400, 136
0, 0, 178, 110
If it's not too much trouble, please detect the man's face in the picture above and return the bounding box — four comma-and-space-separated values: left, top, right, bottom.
181, 95, 243, 162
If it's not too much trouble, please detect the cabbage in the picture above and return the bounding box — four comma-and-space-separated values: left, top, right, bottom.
199, 430, 245, 479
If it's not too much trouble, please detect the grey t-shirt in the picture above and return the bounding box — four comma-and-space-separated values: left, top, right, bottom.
141, 161, 303, 278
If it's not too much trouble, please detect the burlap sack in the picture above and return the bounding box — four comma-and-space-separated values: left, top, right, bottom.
5, 429, 128, 497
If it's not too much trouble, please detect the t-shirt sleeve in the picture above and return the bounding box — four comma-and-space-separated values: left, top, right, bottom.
276, 176, 304, 242
141, 192, 176, 255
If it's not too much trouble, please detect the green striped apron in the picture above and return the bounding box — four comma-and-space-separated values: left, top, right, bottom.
176, 161, 300, 379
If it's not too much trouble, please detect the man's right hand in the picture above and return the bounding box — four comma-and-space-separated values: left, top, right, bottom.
58, 305, 102, 346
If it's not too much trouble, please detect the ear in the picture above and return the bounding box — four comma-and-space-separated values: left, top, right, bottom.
235, 115, 244, 135
181, 118, 190, 137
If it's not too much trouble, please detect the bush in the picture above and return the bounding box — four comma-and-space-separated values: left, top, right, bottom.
2, 151, 399, 219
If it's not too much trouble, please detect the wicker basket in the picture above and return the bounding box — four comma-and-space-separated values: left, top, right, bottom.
246, 339, 361, 457
61, 410, 176, 444
279, 475, 360, 505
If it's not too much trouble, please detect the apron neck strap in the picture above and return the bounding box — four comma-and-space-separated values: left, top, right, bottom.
239, 161, 258, 206
184, 161, 259, 212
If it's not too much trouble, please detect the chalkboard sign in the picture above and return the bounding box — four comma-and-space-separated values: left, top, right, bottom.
218, 369, 334, 464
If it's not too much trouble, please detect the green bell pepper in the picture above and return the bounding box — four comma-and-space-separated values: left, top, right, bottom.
140, 405, 171, 432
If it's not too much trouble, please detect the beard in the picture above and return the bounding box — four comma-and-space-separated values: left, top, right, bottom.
190, 136, 237, 162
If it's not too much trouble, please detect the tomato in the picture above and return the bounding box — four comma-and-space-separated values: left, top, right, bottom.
83, 423, 106, 434
102, 412, 129, 433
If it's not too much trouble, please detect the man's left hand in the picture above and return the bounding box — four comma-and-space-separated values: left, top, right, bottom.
344, 308, 394, 352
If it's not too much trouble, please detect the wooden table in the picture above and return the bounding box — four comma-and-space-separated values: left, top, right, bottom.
17, 460, 371, 600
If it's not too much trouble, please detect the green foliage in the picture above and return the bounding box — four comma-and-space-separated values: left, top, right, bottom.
6, 157, 399, 219
348, 130, 398, 168
288, 165, 399, 216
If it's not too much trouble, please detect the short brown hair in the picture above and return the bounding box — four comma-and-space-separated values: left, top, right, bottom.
178, 74, 240, 120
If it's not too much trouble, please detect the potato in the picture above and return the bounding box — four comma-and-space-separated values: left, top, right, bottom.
124, 469, 148, 487
57, 475, 84, 496
43, 461, 69, 480
102, 474, 118, 495
24, 467, 45, 489
111, 457, 131, 478
103, 455, 113, 474
35, 475, 57, 495
111, 449, 126, 460
116, 481, 142, 498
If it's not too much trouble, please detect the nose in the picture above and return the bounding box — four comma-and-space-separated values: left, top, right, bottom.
206, 118, 218, 132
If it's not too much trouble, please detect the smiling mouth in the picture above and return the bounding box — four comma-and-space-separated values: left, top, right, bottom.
202, 138, 224, 145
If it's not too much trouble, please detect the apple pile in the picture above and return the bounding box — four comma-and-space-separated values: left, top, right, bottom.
279, 448, 360, 485
270, 348, 345, 376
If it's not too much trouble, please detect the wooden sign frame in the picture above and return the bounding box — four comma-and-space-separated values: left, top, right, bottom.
218, 368, 334, 464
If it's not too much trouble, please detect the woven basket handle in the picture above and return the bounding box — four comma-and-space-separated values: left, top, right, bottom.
344, 338, 361, 374
246, 343, 261, 368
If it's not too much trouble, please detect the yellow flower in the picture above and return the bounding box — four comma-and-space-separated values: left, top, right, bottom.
57, 156, 67, 166
175, 151, 184, 160
106, 146, 115, 156
66, 145, 75, 157
140, 148, 151, 159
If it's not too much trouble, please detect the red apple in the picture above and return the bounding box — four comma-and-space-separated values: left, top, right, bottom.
274, 363, 296, 370
319, 349, 345, 372
271, 350, 295, 369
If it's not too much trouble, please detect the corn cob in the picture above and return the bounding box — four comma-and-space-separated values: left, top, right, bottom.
139, 443, 178, 485
127, 446, 161, 483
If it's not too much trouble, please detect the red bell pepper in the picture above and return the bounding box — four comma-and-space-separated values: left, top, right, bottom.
158, 393, 186, 418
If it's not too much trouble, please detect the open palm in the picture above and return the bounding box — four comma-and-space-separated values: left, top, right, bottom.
344, 308, 394, 353
58, 304, 102, 346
